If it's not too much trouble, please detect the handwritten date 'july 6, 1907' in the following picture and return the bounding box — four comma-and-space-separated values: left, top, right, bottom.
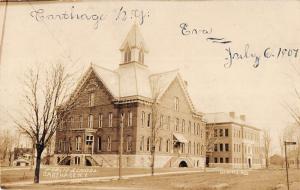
225, 44, 299, 68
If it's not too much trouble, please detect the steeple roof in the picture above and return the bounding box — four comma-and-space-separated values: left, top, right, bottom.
119, 24, 149, 52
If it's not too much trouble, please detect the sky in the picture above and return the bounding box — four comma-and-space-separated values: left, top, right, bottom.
0, 1, 300, 154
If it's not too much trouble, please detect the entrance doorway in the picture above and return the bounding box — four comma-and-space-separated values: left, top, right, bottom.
248, 158, 251, 168
206, 156, 210, 167
179, 160, 188, 167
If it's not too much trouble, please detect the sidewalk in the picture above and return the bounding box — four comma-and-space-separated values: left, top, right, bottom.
2, 169, 217, 187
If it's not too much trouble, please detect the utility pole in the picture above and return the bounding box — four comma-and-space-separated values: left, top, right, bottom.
0, 0, 8, 66
119, 113, 124, 180
284, 141, 296, 190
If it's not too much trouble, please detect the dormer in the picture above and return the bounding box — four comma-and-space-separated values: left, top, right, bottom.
119, 24, 149, 65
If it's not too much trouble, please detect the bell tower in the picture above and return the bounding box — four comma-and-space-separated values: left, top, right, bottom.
119, 24, 149, 66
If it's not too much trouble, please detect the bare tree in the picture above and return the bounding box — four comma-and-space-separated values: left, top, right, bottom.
204, 122, 218, 171
0, 129, 15, 165
14, 63, 74, 183
263, 129, 271, 168
149, 74, 164, 176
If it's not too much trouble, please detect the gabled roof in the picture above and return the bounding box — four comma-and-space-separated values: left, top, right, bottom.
119, 24, 149, 52
68, 63, 201, 116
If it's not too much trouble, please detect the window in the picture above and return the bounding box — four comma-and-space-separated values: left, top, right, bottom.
89, 92, 95, 107
214, 144, 218, 152
188, 141, 191, 154
167, 116, 170, 130
219, 129, 223, 137
98, 137, 102, 151
109, 113, 113, 127
166, 139, 170, 152
225, 129, 229, 137
124, 48, 131, 62
86, 135, 93, 145
127, 111, 132, 127
75, 156, 80, 165
146, 137, 151, 151
225, 158, 229, 163
70, 117, 74, 128
193, 123, 196, 134
201, 145, 204, 155
189, 121, 191, 134
220, 157, 224, 163
141, 111, 145, 127
158, 137, 162, 152
140, 136, 144, 151
75, 136, 81, 151
182, 119, 185, 133
225, 144, 229, 151
181, 143, 185, 153
69, 137, 72, 151
126, 136, 132, 152
220, 144, 223, 151
88, 114, 93, 128
174, 97, 179, 111
194, 142, 196, 155
147, 113, 151, 127
175, 118, 179, 131
159, 115, 163, 128
79, 115, 83, 128
214, 129, 218, 137
139, 50, 144, 64
98, 114, 103, 128
107, 136, 111, 151
214, 157, 218, 163
197, 124, 199, 135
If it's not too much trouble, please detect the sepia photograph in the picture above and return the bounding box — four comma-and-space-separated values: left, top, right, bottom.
0, 0, 300, 189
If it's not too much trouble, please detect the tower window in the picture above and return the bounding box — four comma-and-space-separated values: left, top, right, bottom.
139, 50, 144, 64
124, 47, 131, 63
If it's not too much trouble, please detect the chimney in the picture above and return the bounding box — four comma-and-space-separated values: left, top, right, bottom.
240, 114, 246, 121
229, 112, 235, 118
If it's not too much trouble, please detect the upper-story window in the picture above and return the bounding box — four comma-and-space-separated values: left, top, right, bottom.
188, 121, 191, 134
89, 92, 95, 107
147, 113, 151, 127
128, 111, 132, 127
174, 97, 179, 112
175, 118, 179, 132
159, 115, 163, 128
98, 114, 103, 128
79, 115, 83, 128
88, 114, 93, 128
225, 129, 229, 137
214, 129, 218, 137
167, 116, 170, 130
109, 113, 113, 127
141, 111, 145, 127
138, 49, 144, 64
219, 129, 223, 137
124, 47, 131, 63
182, 119, 185, 133
75, 136, 81, 151
86, 135, 93, 145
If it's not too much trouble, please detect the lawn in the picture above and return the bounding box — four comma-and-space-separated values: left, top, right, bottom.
2, 168, 300, 190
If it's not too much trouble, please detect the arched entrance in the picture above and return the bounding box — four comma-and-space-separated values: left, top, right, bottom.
86, 159, 92, 166
179, 160, 188, 167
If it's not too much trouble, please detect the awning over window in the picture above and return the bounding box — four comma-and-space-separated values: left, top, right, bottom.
173, 133, 188, 143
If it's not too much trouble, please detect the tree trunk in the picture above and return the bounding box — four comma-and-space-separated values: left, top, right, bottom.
151, 148, 155, 176
34, 145, 44, 184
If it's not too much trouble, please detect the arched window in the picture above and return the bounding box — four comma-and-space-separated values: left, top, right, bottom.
139, 49, 144, 64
